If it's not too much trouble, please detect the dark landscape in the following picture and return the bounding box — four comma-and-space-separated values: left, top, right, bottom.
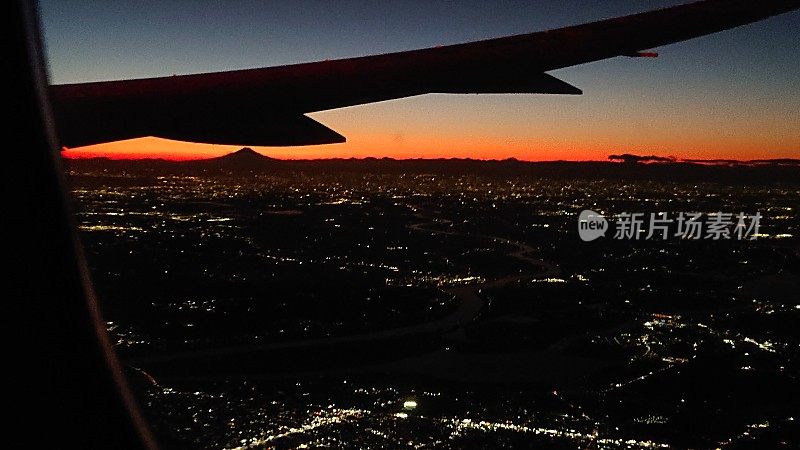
66, 150, 800, 449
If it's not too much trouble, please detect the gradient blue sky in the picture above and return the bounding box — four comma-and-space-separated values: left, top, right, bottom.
41, 1, 800, 160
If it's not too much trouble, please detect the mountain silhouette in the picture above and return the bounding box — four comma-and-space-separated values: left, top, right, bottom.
193, 147, 284, 171
214, 147, 271, 161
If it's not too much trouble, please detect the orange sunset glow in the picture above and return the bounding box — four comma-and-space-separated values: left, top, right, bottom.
60, 91, 800, 162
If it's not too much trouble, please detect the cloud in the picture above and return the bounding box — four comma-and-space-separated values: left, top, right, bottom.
608, 154, 676, 164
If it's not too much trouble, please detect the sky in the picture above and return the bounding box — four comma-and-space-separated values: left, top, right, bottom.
40, 0, 800, 161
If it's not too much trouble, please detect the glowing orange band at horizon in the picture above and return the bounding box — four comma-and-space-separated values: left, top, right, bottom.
60, 133, 799, 162
58, 95, 800, 162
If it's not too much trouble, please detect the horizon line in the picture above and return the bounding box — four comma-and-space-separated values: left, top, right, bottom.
61, 150, 800, 166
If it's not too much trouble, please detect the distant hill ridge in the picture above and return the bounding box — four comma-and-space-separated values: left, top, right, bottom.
62, 149, 800, 185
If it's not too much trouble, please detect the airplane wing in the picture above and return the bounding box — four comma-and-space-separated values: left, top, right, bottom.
50, 0, 800, 148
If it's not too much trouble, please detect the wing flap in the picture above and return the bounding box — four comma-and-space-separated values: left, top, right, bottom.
436, 72, 581, 95
56, 96, 345, 147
